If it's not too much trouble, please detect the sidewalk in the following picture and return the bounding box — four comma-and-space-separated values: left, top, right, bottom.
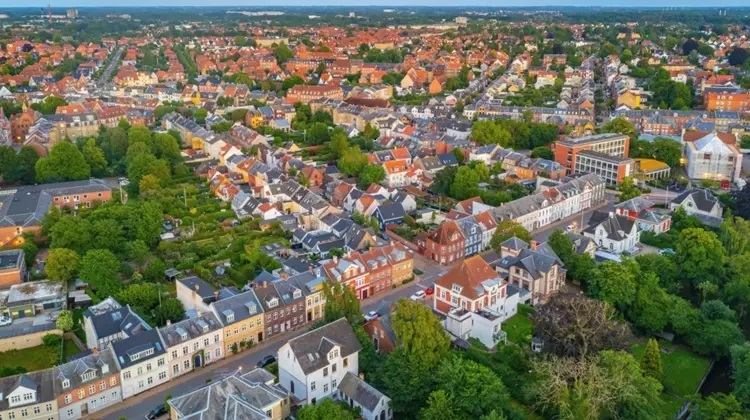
84, 275, 422, 420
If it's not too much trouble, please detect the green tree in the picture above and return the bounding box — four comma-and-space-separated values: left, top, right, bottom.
420, 390, 459, 420
618, 176, 641, 202
306, 122, 331, 145
35, 141, 91, 182
128, 239, 150, 269
650, 137, 682, 168
152, 133, 182, 163
79, 249, 120, 298
693, 393, 745, 420
724, 253, 750, 320
730, 342, 750, 407
55, 310, 74, 331
601, 117, 638, 141
719, 216, 750, 256
50, 216, 92, 255
322, 281, 362, 326
273, 43, 294, 64
193, 108, 207, 125
211, 120, 233, 133
281, 75, 305, 91
640, 338, 663, 381
451, 147, 465, 164
530, 146, 554, 160
330, 130, 349, 159
490, 220, 532, 251
470, 120, 512, 146
154, 298, 186, 327
82, 138, 108, 177
127, 124, 152, 147
30, 96, 67, 114
434, 356, 509, 418
358, 164, 386, 188
587, 260, 637, 309
296, 399, 356, 420
338, 146, 368, 177
139, 174, 163, 199
391, 299, 450, 366
630, 273, 671, 334
117, 283, 160, 310
45, 248, 80, 283
449, 166, 480, 200
374, 348, 433, 417
675, 228, 726, 288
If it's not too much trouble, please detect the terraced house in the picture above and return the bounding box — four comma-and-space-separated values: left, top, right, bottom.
111, 329, 169, 400
0, 370, 58, 420
158, 312, 224, 380
210, 289, 266, 353
54, 351, 121, 420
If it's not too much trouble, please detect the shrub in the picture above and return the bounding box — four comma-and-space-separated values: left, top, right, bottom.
42, 334, 63, 348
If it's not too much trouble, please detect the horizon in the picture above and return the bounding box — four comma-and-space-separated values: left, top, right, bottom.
4, 2, 750, 9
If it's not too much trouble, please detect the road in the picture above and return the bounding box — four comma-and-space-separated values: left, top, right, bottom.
92, 266, 435, 420
531, 193, 617, 243
95, 45, 125, 90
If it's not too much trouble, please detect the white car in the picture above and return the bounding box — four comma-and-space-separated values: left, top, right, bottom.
410, 290, 426, 301
364, 311, 379, 322
118, 177, 130, 186
0, 316, 12, 327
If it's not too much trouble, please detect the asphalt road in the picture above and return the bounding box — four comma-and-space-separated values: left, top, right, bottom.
95, 274, 432, 420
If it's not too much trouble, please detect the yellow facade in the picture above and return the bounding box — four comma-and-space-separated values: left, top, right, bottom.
305, 289, 326, 324
391, 258, 414, 286
222, 313, 265, 353
617, 90, 641, 109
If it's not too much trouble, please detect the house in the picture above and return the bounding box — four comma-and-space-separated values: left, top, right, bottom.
444, 306, 507, 350
363, 312, 396, 355
494, 238, 565, 305
670, 188, 724, 227
682, 131, 741, 181
3, 280, 66, 319
83, 297, 151, 351
433, 255, 518, 322
110, 329, 169, 400
54, 350, 121, 420
582, 211, 640, 254
0, 370, 58, 420
419, 220, 465, 265
323, 253, 370, 300
210, 289, 266, 351
167, 369, 290, 420
158, 312, 224, 380
372, 203, 405, 231
253, 279, 307, 341
277, 318, 361, 405
615, 197, 671, 235
335, 372, 392, 420
0, 249, 26, 289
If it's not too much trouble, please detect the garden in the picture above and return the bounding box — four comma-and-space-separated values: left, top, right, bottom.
0, 334, 80, 377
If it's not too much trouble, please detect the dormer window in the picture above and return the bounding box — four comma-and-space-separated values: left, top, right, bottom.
62, 379, 70, 389
101, 364, 109, 374
268, 298, 279, 308
292, 289, 302, 299
81, 371, 97, 382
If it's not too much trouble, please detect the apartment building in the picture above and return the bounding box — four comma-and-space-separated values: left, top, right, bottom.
682, 131, 741, 181
494, 238, 566, 305
553, 133, 630, 177
573, 150, 634, 185
111, 329, 169, 400
158, 312, 224, 380
704, 88, 750, 112
54, 351, 122, 420
0, 370, 58, 420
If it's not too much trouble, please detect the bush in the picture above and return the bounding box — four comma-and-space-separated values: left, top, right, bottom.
42, 334, 63, 348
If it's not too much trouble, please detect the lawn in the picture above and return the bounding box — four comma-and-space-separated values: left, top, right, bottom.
660, 394, 686, 419
502, 304, 534, 345
63, 339, 81, 360
631, 342, 711, 397
0, 342, 59, 371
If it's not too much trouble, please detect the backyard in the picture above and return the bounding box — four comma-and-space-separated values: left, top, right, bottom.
502, 304, 534, 345
0, 337, 80, 373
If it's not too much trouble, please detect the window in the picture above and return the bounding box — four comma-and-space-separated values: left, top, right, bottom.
173, 365, 179, 374
110, 377, 116, 386
183, 346, 189, 356
33, 407, 40, 415
124, 371, 131, 379
137, 367, 143, 375
64, 394, 72, 404
193, 342, 199, 351
323, 367, 328, 377
7, 413, 13, 420
332, 379, 337, 388
23, 393, 33, 401
138, 380, 144, 389
159, 372, 167, 380
215, 348, 221, 357
66, 410, 74, 417
89, 384, 96, 394
214, 334, 220, 343
343, 358, 348, 368
332, 363, 337, 373
147, 377, 153, 385
62, 378, 70, 388
184, 360, 190, 369
158, 358, 165, 367
78, 390, 85, 399
311, 381, 316, 391
323, 384, 329, 393
171, 350, 178, 358
204, 338, 210, 347
46, 403, 52, 412
146, 363, 152, 372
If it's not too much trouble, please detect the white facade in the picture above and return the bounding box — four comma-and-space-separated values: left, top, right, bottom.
684, 132, 741, 181
278, 342, 359, 404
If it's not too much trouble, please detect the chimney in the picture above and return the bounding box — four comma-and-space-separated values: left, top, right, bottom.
166, 319, 171, 326
359, 373, 365, 381
214, 290, 219, 301
530, 241, 538, 251
194, 283, 200, 292
92, 347, 99, 355
308, 265, 313, 272
263, 281, 268, 289
333, 255, 338, 263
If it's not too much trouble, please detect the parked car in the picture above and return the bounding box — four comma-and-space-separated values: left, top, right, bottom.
364, 311, 379, 322
424, 286, 434, 296
0, 316, 12, 327
410, 290, 426, 301
257, 355, 276, 369
118, 177, 130, 186
145, 405, 167, 419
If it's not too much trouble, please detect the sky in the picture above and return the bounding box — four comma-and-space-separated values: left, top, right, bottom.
5, 1, 750, 7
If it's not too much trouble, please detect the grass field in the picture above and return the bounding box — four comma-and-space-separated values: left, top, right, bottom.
631, 342, 711, 397
502, 304, 534, 345
63, 338, 81, 360
0, 338, 82, 372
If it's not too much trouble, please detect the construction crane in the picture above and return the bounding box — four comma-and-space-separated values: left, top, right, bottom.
47, 4, 52, 24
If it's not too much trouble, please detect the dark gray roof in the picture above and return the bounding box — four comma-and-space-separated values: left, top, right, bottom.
53, 350, 119, 396
178, 276, 217, 302
670, 188, 721, 213
210, 289, 263, 326
583, 211, 636, 241
158, 312, 222, 348
337, 371, 388, 412
110, 329, 166, 370
0, 370, 56, 411
84, 301, 151, 342
375, 202, 405, 221
501, 237, 528, 251
285, 318, 361, 375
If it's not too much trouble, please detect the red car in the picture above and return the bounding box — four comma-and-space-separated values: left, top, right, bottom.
424, 286, 434, 295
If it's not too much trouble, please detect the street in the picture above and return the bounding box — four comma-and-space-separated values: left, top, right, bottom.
531, 192, 617, 243
91, 271, 431, 420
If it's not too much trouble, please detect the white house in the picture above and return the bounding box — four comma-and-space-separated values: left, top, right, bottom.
682, 131, 741, 181
582, 211, 640, 254
0, 370, 58, 420
335, 372, 392, 420
277, 318, 361, 405
110, 329, 169, 400
82, 297, 152, 351
158, 312, 225, 381
669, 188, 724, 227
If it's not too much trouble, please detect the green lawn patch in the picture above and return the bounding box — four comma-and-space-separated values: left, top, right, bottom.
660, 394, 686, 419
0, 343, 59, 372
502, 304, 534, 345
63, 339, 81, 360
631, 342, 711, 397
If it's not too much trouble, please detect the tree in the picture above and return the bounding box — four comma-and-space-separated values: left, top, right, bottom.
50, 216, 92, 255
450, 166, 480, 200
618, 176, 641, 202
35, 141, 91, 183
296, 398, 356, 420
322, 281, 362, 326
548, 229, 574, 263
273, 43, 294, 64
363, 123, 380, 140
281, 75, 305, 91
587, 260, 637, 309
55, 310, 74, 331
630, 273, 671, 334
79, 249, 120, 298
128, 239, 150, 269
734, 182, 750, 219
728, 48, 748, 66
451, 147, 465, 164
693, 393, 745, 420
127, 124, 152, 147
45, 248, 80, 283
470, 120, 512, 146
117, 283, 160, 310
306, 122, 331, 145
211, 120, 233, 133
30, 96, 67, 114
391, 299, 450, 366
724, 253, 750, 320
688, 300, 744, 358
719, 216, 750, 256
730, 342, 750, 407
338, 146, 368, 177
154, 298, 185, 326
532, 292, 632, 359
530, 146, 554, 160
434, 356, 509, 418
640, 338, 663, 381
152, 133, 182, 163
330, 130, 349, 159
675, 228, 726, 288
193, 108, 207, 125
683, 38, 699, 55
490, 220, 532, 251
82, 138, 108, 177
358, 165, 386, 188
529, 351, 663, 420
374, 348, 434, 417
139, 174, 162, 198
420, 390, 459, 420
650, 137, 682, 168
601, 117, 637, 141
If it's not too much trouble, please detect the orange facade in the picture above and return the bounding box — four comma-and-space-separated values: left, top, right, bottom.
705, 91, 750, 112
